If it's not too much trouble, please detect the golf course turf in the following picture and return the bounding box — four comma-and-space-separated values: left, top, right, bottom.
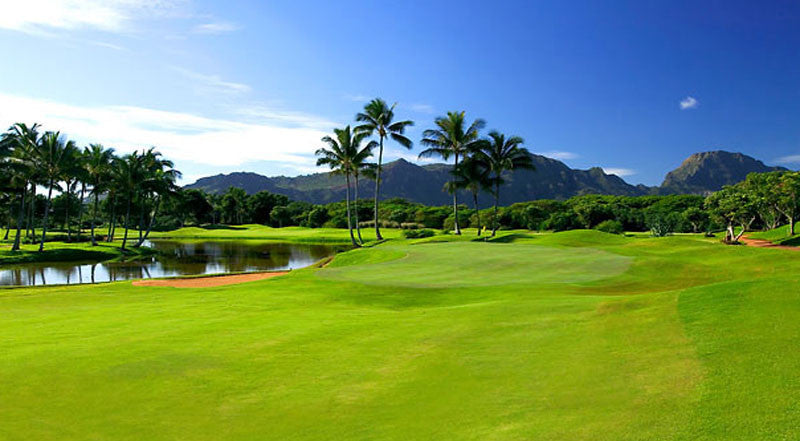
1, 229, 798, 440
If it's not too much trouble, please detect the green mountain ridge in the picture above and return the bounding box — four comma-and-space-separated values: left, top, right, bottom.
186, 151, 788, 205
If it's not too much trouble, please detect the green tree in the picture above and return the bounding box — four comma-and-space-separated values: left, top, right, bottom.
705, 183, 758, 243
419, 111, 485, 235
134, 149, 180, 247
355, 98, 413, 240
32, 132, 78, 251
316, 126, 371, 247
775, 172, 800, 235
83, 144, 116, 245
474, 131, 534, 236
447, 157, 491, 235
221, 187, 248, 225
1, 123, 40, 251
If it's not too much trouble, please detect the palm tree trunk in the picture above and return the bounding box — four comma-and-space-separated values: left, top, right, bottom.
91, 190, 100, 246
354, 174, 363, 244
137, 196, 144, 241
452, 153, 461, 235
11, 188, 26, 251
76, 183, 86, 242
345, 174, 358, 247
473, 192, 481, 236
135, 196, 160, 247
122, 192, 132, 250
26, 184, 35, 241
491, 181, 500, 237
38, 180, 54, 252
107, 194, 116, 242
65, 181, 72, 242
373, 136, 384, 241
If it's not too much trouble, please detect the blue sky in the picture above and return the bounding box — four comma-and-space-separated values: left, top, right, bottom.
1, 0, 799, 186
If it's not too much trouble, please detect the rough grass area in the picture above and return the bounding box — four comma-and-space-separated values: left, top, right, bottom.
1, 228, 798, 440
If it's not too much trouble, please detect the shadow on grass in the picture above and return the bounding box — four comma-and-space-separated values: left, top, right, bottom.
472, 233, 536, 244
198, 225, 248, 231
777, 236, 800, 247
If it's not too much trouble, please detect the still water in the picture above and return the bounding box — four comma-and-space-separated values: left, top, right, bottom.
0, 240, 342, 287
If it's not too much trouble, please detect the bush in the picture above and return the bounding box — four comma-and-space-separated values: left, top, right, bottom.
541, 211, 581, 232
403, 229, 435, 239
400, 222, 425, 230
594, 219, 624, 235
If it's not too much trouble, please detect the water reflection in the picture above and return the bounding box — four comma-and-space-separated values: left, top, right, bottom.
0, 240, 342, 287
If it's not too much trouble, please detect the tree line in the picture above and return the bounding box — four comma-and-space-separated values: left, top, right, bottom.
3, 100, 799, 248
0, 123, 180, 251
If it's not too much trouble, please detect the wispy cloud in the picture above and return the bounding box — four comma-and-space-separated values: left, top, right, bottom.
602, 167, 636, 177
408, 103, 435, 114
680, 96, 699, 110
775, 154, 800, 164
0, 0, 184, 35
343, 94, 370, 102
172, 67, 251, 95
539, 150, 579, 161
0, 93, 331, 172
193, 21, 240, 34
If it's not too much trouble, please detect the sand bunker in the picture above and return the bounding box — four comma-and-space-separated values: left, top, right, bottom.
132, 271, 288, 288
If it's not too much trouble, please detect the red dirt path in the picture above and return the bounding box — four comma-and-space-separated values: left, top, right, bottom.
132, 271, 288, 288
740, 236, 799, 251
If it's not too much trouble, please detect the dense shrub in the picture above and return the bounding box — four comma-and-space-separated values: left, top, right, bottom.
594, 219, 624, 234
403, 229, 435, 239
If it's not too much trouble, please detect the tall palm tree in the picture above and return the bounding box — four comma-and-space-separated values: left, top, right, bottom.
355, 98, 413, 240
84, 144, 116, 245
419, 111, 485, 235
475, 131, 534, 237
316, 126, 370, 247
32, 131, 78, 251
447, 157, 492, 236
353, 161, 377, 244
114, 152, 145, 251
2, 123, 39, 251
134, 148, 180, 247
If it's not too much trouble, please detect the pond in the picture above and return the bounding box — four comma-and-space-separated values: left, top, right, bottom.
0, 240, 344, 287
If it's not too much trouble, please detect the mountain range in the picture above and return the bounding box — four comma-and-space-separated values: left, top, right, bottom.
186, 150, 788, 206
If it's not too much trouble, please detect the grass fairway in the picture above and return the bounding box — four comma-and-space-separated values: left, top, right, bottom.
1, 229, 798, 440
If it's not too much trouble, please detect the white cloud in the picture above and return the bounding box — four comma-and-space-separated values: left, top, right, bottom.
343, 94, 370, 102
0, 93, 332, 171
680, 96, 698, 110
602, 167, 636, 177
539, 150, 578, 160
193, 21, 239, 34
775, 154, 800, 164
0, 0, 184, 34
172, 67, 251, 94
408, 103, 435, 114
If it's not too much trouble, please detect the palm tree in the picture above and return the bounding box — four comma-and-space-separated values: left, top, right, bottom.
114, 152, 145, 251
32, 131, 78, 251
447, 157, 492, 236
355, 98, 413, 240
419, 111, 485, 235
2, 123, 39, 251
316, 126, 370, 247
475, 131, 534, 237
84, 144, 116, 245
134, 148, 180, 247
353, 161, 377, 244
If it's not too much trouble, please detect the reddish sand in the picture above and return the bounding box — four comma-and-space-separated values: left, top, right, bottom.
132, 271, 288, 288
740, 236, 798, 251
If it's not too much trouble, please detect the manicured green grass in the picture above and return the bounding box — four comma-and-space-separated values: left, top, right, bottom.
149, 224, 405, 244
1, 228, 798, 440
